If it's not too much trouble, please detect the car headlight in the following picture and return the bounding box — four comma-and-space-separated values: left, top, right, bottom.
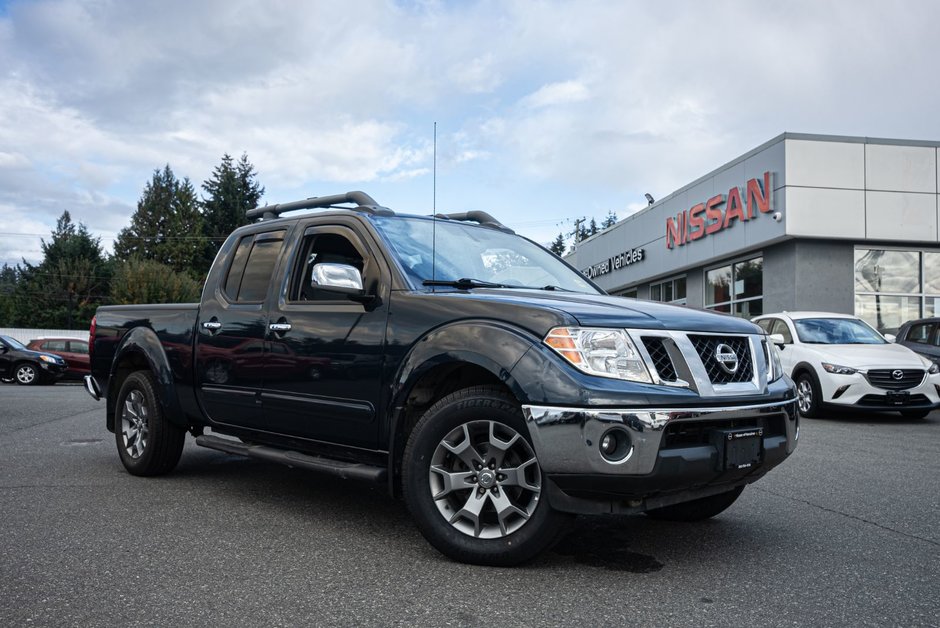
39, 354, 58, 364
765, 340, 784, 382
544, 327, 651, 382
928, 362, 939, 375
822, 362, 858, 375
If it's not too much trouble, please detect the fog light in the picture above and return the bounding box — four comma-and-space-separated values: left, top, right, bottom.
598, 428, 632, 463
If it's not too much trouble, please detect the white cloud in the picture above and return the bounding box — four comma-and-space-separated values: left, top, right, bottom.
522, 80, 590, 109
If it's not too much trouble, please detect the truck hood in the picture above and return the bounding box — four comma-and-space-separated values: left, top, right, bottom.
440, 289, 761, 334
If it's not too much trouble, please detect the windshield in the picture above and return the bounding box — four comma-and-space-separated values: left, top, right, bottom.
793, 318, 886, 345
371, 216, 601, 294
0, 335, 27, 350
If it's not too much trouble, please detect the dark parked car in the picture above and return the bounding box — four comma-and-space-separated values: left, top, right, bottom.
896, 318, 940, 363
0, 334, 68, 385
27, 337, 90, 378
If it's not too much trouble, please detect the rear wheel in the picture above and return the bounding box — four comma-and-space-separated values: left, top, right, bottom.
403, 386, 570, 566
645, 486, 745, 522
115, 371, 185, 476
796, 372, 822, 418
900, 409, 931, 419
14, 362, 38, 386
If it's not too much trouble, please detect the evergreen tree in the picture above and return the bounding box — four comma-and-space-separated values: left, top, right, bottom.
549, 233, 567, 256
113, 165, 206, 275
11, 211, 108, 328
601, 210, 617, 229
200, 153, 264, 273
588, 218, 599, 237
110, 258, 200, 305
0, 264, 18, 326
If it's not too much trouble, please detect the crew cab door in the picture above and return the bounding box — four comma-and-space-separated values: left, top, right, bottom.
194, 227, 288, 430
262, 219, 390, 449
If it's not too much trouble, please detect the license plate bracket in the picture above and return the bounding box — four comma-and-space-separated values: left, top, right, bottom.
709, 427, 764, 471
886, 390, 911, 405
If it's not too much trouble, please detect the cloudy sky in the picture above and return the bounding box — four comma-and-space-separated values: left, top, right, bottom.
1, 0, 939, 266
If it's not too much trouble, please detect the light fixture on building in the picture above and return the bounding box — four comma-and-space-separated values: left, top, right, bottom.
645, 193, 655, 206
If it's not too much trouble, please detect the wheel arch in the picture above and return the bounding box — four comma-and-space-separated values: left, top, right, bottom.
106, 327, 185, 432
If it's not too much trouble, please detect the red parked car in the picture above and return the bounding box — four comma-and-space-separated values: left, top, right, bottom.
27, 337, 91, 378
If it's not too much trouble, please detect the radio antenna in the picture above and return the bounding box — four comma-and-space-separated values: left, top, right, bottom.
431, 121, 437, 285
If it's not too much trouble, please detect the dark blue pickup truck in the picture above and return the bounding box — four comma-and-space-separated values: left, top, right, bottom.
85, 192, 798, 565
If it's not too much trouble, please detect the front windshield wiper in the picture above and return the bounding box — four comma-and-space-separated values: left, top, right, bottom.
423, 278, 512, 289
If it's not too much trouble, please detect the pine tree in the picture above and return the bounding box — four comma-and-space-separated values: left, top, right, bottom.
113, 165, 206, 275
549, 233, 567, 256
200, 153, 264, 273
0, 264, 18, 326
12, 211, 108, 328
588, 218, 598, 237
601, 210, 617, 229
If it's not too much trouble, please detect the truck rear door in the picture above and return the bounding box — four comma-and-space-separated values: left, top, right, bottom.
261, 218, 391, 449
194, 227, 288, 430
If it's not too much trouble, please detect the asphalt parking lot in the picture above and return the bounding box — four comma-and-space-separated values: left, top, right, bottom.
1, 383, 938, 627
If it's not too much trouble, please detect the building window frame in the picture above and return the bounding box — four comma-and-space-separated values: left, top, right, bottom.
649, 275, 687, 305
854, 245, 940, 332
703, 253, 763, 318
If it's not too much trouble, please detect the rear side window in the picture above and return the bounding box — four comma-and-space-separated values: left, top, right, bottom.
45, 340, 67, 351
223, 231, 285, 303
69, 341, 89, 354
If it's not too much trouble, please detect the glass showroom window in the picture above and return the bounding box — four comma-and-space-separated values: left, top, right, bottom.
649, 276, 686, 304
616, 287, 639, 299
705, 256, 762, 318
855, 248, 940, 332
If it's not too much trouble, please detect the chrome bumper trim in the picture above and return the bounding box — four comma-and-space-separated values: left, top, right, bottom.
522, 399, 797, 476
83, 375, 102, 401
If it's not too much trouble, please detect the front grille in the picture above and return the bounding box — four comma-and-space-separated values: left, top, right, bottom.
642, 337, 677, 382
857, 393, 929, 407
865, 369, 925, 391
688, 335, 753, 384
662, 416, 784, 449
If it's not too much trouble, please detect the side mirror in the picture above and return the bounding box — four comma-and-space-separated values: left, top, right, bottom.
769, 333, 785, 347
884, 333, 897, 343
311, 262, 363, 292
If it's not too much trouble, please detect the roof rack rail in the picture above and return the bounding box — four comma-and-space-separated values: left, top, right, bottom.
434, 211, 514, 234
246, 191, 394, 221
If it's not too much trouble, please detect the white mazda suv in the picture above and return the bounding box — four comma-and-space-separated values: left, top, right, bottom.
753, 312, 940, 419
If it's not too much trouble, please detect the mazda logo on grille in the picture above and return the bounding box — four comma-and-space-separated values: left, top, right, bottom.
714, 343, 739, 374
892, 369, 904, 380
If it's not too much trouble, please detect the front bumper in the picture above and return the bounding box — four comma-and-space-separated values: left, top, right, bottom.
522, 398, 798, 514
820, 371, 940, 411
39, 361, 67, 380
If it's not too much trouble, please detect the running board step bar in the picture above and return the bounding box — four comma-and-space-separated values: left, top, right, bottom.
195, 435, 387, 483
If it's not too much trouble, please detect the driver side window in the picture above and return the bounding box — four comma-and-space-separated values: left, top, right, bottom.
289, 231, 365, 302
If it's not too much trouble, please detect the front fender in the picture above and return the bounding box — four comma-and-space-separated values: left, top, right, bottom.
106, 327, 186, 431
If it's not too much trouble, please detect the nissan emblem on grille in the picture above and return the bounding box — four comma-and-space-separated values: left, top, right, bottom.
892, 369, 904, 380
714, 343, 739, 374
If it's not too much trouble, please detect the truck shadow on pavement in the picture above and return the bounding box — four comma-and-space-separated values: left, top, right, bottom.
164, 445, 791, 574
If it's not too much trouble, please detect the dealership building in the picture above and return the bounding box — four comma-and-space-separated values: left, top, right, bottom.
567, 132, 940, 333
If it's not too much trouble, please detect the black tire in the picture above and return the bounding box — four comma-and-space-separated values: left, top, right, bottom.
900, 409, 931, 419
14, 362, 39, 386
114, 371, 185, 476
645, 485, 745, 522
402, 386, 571, 566
795, 372, 822, 418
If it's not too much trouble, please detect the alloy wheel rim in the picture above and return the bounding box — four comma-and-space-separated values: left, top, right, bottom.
121, 389, 150, 458
428, 420, 541, 539
797, 379, 813, 413
16, 365, 35, 384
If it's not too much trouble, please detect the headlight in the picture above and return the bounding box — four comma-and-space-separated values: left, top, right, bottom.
822, 362, 858, 375
765, 340, 784, 382
544, 327, 651, 382
928, 362, 939, 375
39, 354, 58, 364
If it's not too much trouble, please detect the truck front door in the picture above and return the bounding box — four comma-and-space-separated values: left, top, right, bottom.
262, 221, 390, 449
194, 228, 287, 430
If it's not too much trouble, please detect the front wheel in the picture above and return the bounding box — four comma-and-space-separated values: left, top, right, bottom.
645, 486, 745, 522
796, 372, 822, 418
114, 371, 185, 476
14, 362, 39, 386
403, 386, 570, 566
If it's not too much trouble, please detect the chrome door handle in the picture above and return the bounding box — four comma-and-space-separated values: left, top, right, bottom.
269, 323, 292, 332
202, 321, 222, 331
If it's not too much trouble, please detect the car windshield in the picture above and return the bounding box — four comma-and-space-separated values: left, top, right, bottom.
0, 335, 27, 350
793, 318, 886, 345
370, 216, 601, 294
